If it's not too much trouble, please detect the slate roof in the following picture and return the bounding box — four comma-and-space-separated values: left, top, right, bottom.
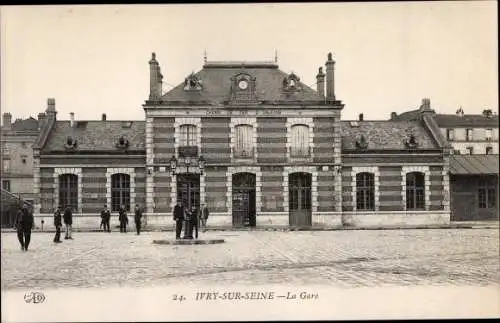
1, 117, 39, 133
42, 120, 145, 152
435, 114, 499, 128
156, 61, 325, 104
450, 155, 499, 175
341, 120, 438, 150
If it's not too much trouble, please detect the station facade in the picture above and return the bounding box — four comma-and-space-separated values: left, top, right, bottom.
32, 52, 452, 228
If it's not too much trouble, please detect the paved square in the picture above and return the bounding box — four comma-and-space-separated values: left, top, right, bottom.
1, 229, 499, 290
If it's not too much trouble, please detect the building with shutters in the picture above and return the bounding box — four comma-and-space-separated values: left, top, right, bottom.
32, 52, 452, 229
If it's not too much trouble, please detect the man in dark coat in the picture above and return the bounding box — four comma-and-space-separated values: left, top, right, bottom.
183, 206, 194, 239
173, 201, 184, 239
101, 204, 111, 232
118, 204, 128, 233
53, 206, 63, 243
16, 204, 34, 251
63, 205, 73, 240
134, 204, 143, 235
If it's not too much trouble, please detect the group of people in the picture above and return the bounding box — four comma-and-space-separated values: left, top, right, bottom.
99, 204, 144, 235
13, 201, 208, 251
173, 202, 210, 239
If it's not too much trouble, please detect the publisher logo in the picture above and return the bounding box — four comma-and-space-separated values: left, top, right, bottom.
24, 292, 46, 304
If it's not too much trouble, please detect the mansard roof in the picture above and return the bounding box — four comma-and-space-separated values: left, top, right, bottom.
155, 61, 326, 105
42, 120, 145, 153
341, 120, 439, 151
434, 114, 499, 128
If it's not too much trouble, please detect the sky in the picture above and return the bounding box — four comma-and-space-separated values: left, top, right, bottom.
0, 2, 498, 122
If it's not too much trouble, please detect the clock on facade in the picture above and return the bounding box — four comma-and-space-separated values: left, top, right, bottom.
238, 80, 248, 90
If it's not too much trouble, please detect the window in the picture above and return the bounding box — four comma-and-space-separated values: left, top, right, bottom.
234, 124, 254, 158
446, 129, 454, 141
356, 172, 375, 210
21, 155, 27, 164
486, 146, 493, 155
179, 124, 197, 147
485, 129, 493, 141
2, 158, 10, 172
59, 174, 78, 211
406, 172, 425, 210
478, 178, 496, 209
290, 125, 310, 157
466, 146, 474, 155
466, 128, 473, 141
2, 180, 10, 191
111, 173, 130, 211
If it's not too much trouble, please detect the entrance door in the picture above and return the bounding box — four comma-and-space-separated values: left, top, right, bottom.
289, 172, 312, 226
176, 174, 200, 210
232, 173, 256, 227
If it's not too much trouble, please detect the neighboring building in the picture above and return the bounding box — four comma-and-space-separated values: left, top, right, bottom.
32, 52, 451, 229
391, 101, 499, 221
1, 112, 41, 227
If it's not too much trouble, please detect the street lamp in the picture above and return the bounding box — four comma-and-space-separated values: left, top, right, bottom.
170, 155, 177, 175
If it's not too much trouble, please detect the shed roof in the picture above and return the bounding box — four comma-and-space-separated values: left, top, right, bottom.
449, 155, 499, 175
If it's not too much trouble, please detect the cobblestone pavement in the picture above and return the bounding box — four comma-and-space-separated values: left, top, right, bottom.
1, 229, 499, 290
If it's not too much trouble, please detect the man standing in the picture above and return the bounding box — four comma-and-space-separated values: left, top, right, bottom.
63, 205, 73, 240
183, 206, 193, 239
118, 204, 128, 233
200, 203, 209, 232
53, 206, 63, 243
101, 204, 111, 232
190, 205, 199, 239
134, 204, 143, 235
16, 204, 34, 251
173, 201, 184, 239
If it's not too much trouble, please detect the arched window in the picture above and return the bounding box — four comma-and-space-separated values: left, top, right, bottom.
59, 174, 78, 211
111, 173, 130, 211
356, 172, 374, 210
406, 172, 425, 210
179, 124, 197, 147
290, 124, 310, 157
234, 124, 254, 158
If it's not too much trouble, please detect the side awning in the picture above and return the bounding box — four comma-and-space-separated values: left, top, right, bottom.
450, 155, 499, 175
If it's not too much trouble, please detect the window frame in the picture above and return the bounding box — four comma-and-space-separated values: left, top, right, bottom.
59, 174, 78, 211
478, 178, 496, 209
2, 179, 11, 191
179, 124, 197, 147
465, 128, 473, 141
406, 172, 425, 210
446, 128, 454, 141
111, 173, 131, 212
356, 172, 375, 211
290, 124, 310, 158
234, 124, 254, 158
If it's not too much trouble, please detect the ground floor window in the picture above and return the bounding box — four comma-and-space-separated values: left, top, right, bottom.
59, 174, 78, 210
406, 172, 425, 210
111, 173, 130, 211
478, 178, 496, 209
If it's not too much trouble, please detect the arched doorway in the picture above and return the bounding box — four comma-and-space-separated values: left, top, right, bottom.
289, 172, 312, 226
232, 172, 256, 227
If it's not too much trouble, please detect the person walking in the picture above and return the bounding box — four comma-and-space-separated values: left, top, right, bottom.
200, 203, 209, 232
53, 206, 63, 243
15, 204, 34, 251
173, 201, 184, 239
101, 205, 111, 232
118, 204, 128, 233
63, 205, 73, 240
134, 204, 143, 235
190, 205, 199, 239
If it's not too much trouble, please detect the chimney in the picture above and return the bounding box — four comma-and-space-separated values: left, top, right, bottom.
149, 52, 163, 100
37, 113, 46, 131
359, 113, 364, 121
316, 67, 325, 97
2, 112, 12, 130
325, 52, 336, 101
70, 112, 75, 127
390, 112, 397, 120
456, 107, 464, 117
420, 98, 431, 110
102, 113, 107, 121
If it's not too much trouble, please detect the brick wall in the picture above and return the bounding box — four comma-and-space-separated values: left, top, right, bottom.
201, 117, 231, 163
313, 117, 335, 164
379, 166, 403, 211
257, 117, 287, 163
261, 166, 284, 212
81, 168, 107, 213
205, 166, 228, 212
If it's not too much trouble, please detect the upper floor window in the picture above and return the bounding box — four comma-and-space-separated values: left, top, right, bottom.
2, 158, 10, 172
486, 146, 493, 155
478, 178, 496, 209
446, 129, 454, 141
179, 124, 197, 146
234, 124, 253, 158
406, 172, 425, 210
466, 146, 474, 155
356, 172, 375, 211
485, 128, 493, 141
290, 124, 310, 157
466, 128, 473, 141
